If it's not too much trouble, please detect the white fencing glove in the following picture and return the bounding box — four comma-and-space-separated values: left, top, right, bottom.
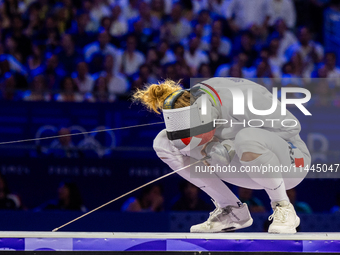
204, 140, 235, 166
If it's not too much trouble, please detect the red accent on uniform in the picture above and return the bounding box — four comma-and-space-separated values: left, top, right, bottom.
197, 129, 216, 146
181, 137, 192, 145
200, 83, 223, 106
295, 158, 304, 167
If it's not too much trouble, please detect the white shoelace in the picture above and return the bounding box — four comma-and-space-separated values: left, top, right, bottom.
268, 206, 289, 223
205, 200, 222, 227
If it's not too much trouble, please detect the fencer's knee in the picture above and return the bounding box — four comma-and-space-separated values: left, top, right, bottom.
234, 128, 260, 147
234, 128, 267, 157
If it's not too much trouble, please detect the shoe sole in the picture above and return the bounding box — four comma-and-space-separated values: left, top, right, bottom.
191, 218, 253, 233
268, 217, 300, 234
222, 218, 253, 232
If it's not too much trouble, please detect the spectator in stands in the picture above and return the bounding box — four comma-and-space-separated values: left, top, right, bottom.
150, 0, 166, 20
174, 61, 191, 88
163, 63, 179, 81
161, 2, 192, 45
238, 187, 266, 213
280, 61, 304, 89
208, 0, 233, 19
89, 0, 111, 25
207, 34, 230, 75
36, 181, 86, 212
286, 188, 312, 214
173, 43, 186, 66
205, 19, 232, 57
255, 60, 274, 89
27, 43, 45, 74
36, 53, 66, 90
267, 0, 296, 29
22, 75, 51, 102
136, 1, 161, 31
271, 19, 298, 60
131, 19, 156, 54
164, 0, 174, 15
98, 54, 128, 99
55, 6, 74, 35
189, 23, 208, 52
184, 34, 209, 76
268, 37, 286, 77
43, 16, 61, 52
291, 51, 311, 81
172, 180, 212, 211
226, 0, 269, 34
228, 63, 244, 78
286, 26, 324, 78
24, 2, 43, 38
4, 35, 22, 63
233, 31, 258, 68
132, 64, 158, 91
215, 52, 255, 78
316, 52, 340, 88
68, 11, 97, 49
100, 16, 112, 33
157, 40, 176, 65
197, 63, 212, 78
173, 44, 193, 83
0, 72, 22, 101
192, 0, 209, 15
0, 42, 28, 77
55, 33, 82, 75
122, 184, 164, 212
121, 0, 140, 21
81, 0, 100, 32
324, 52, 340, 78
72, 61, 95, 94
195, 9, 212, 38
42, 1, 56, 19
55, 76, 83, 102
109, 4, 128, 38
0, 0, 11, 30
120, 34, 145, 79
87, 76, 115, 103
56, 0, 76, 26
7, 15, 32, 63
0, 173, 22, 210
145, 47, 162, 78
84, 30, 120, 73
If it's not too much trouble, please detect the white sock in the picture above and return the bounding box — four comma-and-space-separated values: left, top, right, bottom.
240, 151, 289, 203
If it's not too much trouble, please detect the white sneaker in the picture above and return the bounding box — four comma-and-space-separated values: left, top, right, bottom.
190, 201, 253, 233
268, 200, 300, 234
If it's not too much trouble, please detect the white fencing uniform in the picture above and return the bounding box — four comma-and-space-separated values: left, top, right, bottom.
154, 78, 311, 207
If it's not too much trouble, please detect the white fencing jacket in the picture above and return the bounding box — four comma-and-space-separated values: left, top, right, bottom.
154, 78, 310, 171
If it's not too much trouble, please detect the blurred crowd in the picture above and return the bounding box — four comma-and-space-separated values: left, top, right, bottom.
0, 0, 340, 105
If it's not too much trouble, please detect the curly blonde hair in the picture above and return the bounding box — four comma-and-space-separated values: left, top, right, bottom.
132, 79, 190, 114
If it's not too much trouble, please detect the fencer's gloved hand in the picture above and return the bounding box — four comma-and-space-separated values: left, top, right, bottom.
204, 140, 235, 166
